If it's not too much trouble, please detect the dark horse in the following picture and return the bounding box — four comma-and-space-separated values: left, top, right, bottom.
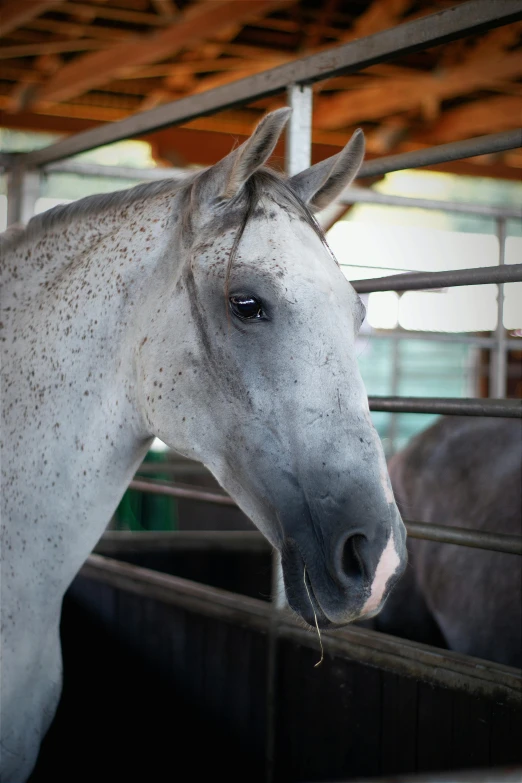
375, 416, 521, 668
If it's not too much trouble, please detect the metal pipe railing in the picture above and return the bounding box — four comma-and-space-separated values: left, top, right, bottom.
129, 478, 236, 506
352, 263, 522, 294
7, 0, 522, 169
367, 397, 521, 417
406, 521, 522, 555
5, 158, 514, 223
44, 160, 189, 181
365, 330, 522, 349
127, 479, 522, 555
340, 186, 522, 220
357, 129, 522, 180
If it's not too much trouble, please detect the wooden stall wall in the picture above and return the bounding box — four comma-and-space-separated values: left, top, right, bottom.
30, 561, 522, 783
30, 578, 268, 783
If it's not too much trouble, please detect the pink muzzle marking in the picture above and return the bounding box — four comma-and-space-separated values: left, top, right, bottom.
361, 529, 401, 615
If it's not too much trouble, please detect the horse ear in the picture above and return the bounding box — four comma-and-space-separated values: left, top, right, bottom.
215, 108, 291, 200
289, 129, 365, 212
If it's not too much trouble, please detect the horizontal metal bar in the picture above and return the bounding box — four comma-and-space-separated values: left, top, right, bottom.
80, 554, 522, 703
44, 160, 190, 181
97, 525, 522, 557
12, 0, 522, 168
38, 160, 522, 221
366, 329, 522, 349
129, 478, 235, 506
125, 483, 522, 553
96, 530, 268, 555
341, 186, 522, 220
368, 396, 522, 417
352, 263, 522, 293
357, 129, 522, 180
344, 767, 522, 783
407, 521, 522, 555
36, 165, 522, 225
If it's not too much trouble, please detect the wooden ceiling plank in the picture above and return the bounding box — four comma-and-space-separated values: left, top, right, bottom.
221, 41, 289, 59
150, 0, 180, 19
303, 0, 342, 50
484, 80, 522, 97
340, 0, 415, 42
315, 0, 415, 95
420, 96, 522, 142
315, 44, 522, 130
0, 0, 68, 37
0, 39, 107, 59
34, 52, 63, 74
189, 57, 291, 95
57, 1, 175, 27
24, 17, 136, 41
31, 0, 297, 106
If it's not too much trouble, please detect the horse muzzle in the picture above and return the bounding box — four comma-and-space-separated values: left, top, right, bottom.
280, 515, 407, 629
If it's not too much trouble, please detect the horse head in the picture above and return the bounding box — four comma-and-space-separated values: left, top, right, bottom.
137, 109, 407, 628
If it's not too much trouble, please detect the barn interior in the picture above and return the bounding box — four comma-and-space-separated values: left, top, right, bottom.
1, 2, 521, 783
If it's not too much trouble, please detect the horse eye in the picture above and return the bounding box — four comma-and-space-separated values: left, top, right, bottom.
229, 295, 264, 320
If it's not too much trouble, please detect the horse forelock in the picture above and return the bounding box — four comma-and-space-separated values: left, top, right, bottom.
195, 168, 336, 296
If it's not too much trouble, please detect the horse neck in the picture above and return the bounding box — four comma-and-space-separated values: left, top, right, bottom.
2, 189, 181, 590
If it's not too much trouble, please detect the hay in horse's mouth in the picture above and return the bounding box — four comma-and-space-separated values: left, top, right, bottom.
304, 565, 324, 667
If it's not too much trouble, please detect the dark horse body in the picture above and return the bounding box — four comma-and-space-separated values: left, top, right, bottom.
376, 416, 521, 668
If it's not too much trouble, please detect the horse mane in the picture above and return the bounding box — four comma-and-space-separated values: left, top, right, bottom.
0, 165, 331, 288
0, 176, 192, 258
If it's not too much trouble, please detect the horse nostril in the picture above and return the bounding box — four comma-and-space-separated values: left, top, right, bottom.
341, 534, 366, 582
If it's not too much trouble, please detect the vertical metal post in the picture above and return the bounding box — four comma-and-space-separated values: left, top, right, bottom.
490, 218, 507, 398
285, 84, 313, 177
6, 166, 41, 226
266, 82, 314, 783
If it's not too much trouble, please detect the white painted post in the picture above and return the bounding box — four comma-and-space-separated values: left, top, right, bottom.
285, 84, 313, 177
6, 166, 41, 227
490, 218, 507, 398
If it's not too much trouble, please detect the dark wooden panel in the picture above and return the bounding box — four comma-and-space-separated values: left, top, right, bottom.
275, 639, 383, 782
381, 672, 418, 775
417, 683, 455, 773
490, 701, 522, 767
451, 693, 492, 770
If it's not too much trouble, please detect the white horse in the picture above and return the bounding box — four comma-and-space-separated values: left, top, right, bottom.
1, 109, 406, 781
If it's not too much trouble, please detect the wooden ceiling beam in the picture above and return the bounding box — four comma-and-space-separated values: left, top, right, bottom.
24, 17, 136, 41
112, 57, 286, 81
221, 41, 292, 59
0, 0, 67, 37
313, 0, 416, 95
150, 0, 180, 19
339, 0, 414, 42
303, 0, 341, 50
315, 49, 522, 129
420, 96, 522, 143
0, 38, 107, 59
30, 0, 296, 106
57, 2, 175, 27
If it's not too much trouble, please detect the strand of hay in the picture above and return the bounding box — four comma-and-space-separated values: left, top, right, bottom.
303, 566, 324, 668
